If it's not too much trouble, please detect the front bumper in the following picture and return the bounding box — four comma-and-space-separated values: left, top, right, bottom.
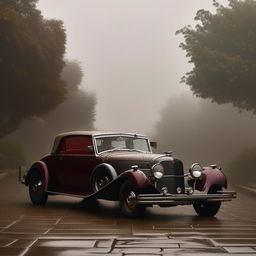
137, 190, 236, 205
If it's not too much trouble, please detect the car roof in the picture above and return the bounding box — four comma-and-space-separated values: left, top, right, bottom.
51, 131, 147, 154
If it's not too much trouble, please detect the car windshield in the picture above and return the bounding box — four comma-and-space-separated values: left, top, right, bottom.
95, 135, 151, 154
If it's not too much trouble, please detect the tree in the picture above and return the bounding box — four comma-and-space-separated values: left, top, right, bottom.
43, 60, 96, 135
9, 60, 97, 160
153, 93, 256, 168
0, 0, 66, 138
176, 0, 256, 113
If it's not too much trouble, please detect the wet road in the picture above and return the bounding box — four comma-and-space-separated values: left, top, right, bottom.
0, 173, 255, 256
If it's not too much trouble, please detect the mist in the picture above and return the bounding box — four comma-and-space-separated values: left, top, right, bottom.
8, 61, 96, 161
153, 93, 256, 171
5, 0, 255, 179
36, 0, 229, 134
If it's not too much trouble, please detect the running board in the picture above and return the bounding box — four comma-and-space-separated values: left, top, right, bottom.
46, 190, 89, 199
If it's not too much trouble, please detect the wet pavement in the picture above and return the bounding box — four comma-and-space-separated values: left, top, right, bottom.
0, 173, 255, 255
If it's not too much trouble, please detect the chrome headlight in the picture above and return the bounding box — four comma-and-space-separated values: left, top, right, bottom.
189, 163, 203, 178
151, 163, 164, 179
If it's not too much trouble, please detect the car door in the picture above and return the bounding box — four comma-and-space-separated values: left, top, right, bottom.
57, 136, 94, 194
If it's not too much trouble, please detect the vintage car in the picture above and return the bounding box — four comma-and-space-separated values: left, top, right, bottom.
22, 131, 236, 217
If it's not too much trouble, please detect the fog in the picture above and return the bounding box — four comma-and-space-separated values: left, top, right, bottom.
9, 61, 96, 160
153, 93, 256, 170
37, 0, 229, 134
1, 0, 255, 183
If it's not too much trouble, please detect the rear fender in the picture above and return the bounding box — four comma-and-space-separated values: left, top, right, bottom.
195, 167, 227, 192
25, 161, 49, 191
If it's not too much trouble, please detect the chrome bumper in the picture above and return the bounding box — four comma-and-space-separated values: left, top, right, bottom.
137, 191, 236, 205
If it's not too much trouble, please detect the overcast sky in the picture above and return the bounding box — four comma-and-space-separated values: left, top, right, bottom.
37, 0, 228, 134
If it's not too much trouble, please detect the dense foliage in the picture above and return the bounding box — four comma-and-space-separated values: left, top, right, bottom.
177, 0, 256, 113
43, 60, 96, 135
9, 60, 97, 160
0, 0, 66, 138
154, 93, 256, 169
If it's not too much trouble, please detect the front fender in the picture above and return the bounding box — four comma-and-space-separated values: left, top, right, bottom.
25, 161, 49, 191
120, 169, 150, 189
91, 169, 151, 201
194, 167, 227, 192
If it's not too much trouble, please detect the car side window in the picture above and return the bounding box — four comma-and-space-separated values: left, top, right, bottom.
58, 136, 93, 155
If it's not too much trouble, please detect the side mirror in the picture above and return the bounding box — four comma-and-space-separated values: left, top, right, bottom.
87, 145, 94, 152
150, 141, 157, 149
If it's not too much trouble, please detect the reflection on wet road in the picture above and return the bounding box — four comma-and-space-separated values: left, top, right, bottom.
0, 173, 255, 255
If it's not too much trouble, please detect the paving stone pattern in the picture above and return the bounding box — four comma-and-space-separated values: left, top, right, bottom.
0, 174, 255, 255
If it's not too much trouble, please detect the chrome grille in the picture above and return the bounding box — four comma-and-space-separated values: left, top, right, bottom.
156, 160, 185, 194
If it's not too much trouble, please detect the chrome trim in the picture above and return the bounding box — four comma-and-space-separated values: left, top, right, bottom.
162, 174, 189, 178
164, 151, 173, 156
45, 190, 236, 205
189, 163, 203, 178
93, 134, 152, 156
137, 191, 236, 205
131, 165, 139, 171
153, 154, 174, 162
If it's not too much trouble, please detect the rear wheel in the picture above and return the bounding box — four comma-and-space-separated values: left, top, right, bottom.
193, 185, 222, 217
119, 181, 145, 218
29, 170, 48, 205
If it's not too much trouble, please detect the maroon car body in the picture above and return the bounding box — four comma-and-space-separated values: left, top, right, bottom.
22, 131, 236, 217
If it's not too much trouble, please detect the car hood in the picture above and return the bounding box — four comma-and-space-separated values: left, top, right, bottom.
98, 150, 174, 174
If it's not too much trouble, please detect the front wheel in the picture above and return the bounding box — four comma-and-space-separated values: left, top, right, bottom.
119, 181, 145, 218
193, 185, 222, 217
29, 170, 48, 205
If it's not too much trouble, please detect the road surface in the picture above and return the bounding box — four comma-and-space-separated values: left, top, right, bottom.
0, 172, 255, 256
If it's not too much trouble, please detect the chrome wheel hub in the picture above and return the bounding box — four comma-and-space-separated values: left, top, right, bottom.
32, 181, 43, 192
126, 191, 136, 209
